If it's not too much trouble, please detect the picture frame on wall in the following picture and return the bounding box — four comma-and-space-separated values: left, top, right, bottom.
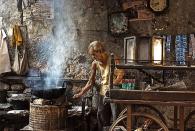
152, 36, 164, 65
124, 36, 136, 64
108, 12, 128, 36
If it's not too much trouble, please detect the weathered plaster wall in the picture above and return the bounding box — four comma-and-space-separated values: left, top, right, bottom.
1, 0, 195, 75
0, 0, 123, 79
153, 0, 195, 35
128, 0, 195, 35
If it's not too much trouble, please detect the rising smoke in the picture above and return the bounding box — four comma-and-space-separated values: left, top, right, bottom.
38, 0, 78, 88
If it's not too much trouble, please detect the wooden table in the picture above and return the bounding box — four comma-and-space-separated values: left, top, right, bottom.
108, 89, 195, 131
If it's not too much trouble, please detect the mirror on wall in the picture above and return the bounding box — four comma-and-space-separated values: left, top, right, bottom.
137, 37, 151, 64
124, 36, 136, 64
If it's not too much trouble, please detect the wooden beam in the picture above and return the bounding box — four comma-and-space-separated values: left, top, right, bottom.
115, 64, 195, 70
110, 89, 195, 102
174, 106, 178, 129
127, 105, 132, 131
109, 99, 195, 107
179, 106, 184, 131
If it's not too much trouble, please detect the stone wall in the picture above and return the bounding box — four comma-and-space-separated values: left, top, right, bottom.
153, 0, 195, 35
0, 0, 123, 79
1, 0, 195, 76
127, 0, 195, 35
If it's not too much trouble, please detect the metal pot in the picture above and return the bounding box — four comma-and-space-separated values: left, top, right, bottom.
30, 81, 73, 99
31, 87, 66, 99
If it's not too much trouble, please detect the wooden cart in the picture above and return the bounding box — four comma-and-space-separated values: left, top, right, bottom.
108, 90, 195, 131
108, 54, 195, 131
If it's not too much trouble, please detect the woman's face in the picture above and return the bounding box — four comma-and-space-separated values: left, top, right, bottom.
88, 48, 102, 61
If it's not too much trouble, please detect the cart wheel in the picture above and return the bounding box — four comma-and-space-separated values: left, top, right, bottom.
184, 110, 195, 130
117, 105, 167, 126
118, 107, 127, 118
109, 112, 169, 131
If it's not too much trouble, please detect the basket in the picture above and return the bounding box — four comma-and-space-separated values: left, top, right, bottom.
29, 103, 67, 131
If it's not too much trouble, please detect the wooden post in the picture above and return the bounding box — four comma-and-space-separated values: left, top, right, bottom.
179, 106, 184, 131
127, 105, 132, 131
109, 53, 115, 89
174, 106, 178, 129
162, 70, 165, 86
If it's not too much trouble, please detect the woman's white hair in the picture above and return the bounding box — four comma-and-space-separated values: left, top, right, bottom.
88, 41, 105, 53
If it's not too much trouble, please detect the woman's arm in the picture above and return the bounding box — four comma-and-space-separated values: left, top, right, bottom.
73, 61, 97, 98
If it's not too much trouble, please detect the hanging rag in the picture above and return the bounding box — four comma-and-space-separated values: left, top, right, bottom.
12, 26, 29, 75
11, 25, 23, 46
12, 45, 20, 74
0, 29, 11, 74
12, 42, 29, 75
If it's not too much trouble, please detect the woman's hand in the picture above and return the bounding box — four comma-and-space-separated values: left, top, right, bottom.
73, 91, 83, 99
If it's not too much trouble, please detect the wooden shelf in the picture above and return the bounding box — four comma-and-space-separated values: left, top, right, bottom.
115, 64, 195, 70
0, 76, 88, 85
129, 18, 153, 22
2, 76, 88, 82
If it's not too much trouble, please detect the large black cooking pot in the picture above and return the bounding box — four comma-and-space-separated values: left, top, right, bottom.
32, 87, 66, 99
30, 80, 72, 100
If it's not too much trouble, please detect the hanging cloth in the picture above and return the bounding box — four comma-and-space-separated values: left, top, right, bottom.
12, 41, 29, 75
11, 25, 23, 46
0, 29, 11, 74
12, 26, 29, 75
12, 45, 20, 74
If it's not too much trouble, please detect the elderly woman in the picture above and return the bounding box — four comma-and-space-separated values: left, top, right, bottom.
74, 41, 124, 131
